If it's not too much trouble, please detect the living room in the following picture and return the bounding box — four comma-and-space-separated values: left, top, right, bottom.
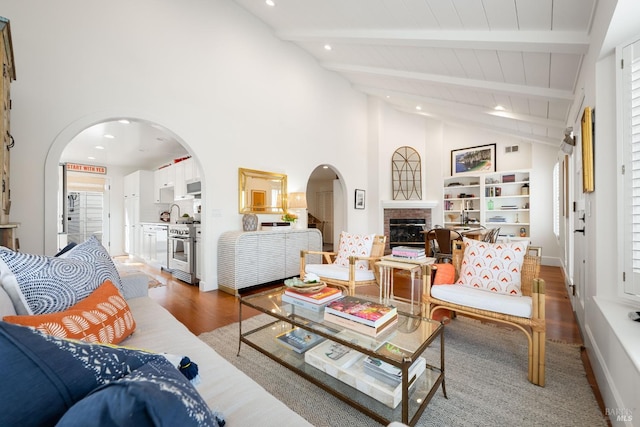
0, 0, 639, 424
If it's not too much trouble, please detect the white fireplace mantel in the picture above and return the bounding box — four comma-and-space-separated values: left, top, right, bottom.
381, 200, 438, 209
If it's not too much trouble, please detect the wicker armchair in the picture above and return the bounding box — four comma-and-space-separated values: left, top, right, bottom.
300, 235, 386, 296
422, 240, 546, 386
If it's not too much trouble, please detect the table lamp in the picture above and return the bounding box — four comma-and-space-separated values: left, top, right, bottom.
288, 192, 308, 229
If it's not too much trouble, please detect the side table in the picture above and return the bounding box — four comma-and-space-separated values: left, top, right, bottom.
376, 255, 435, 314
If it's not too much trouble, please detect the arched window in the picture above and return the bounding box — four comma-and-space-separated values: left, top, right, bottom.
392, 146, 422, 200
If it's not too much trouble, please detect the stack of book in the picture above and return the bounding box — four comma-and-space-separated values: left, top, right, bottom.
281, 286, 343, 313
363, 342, 425, 387
323, 296, 397, 337
391, 246, 426, 260
304, 335, 426, 408
275, 328, 325, 353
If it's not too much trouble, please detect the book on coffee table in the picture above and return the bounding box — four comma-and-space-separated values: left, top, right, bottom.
275, 328, 325, 354
305, 338, 426, 409
363, 355, 426, 388
324, 296, 397, 328
324, 311, 398, 337
284, 286, 342, 304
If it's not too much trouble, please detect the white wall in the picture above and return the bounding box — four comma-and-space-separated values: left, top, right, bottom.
568, 0, 640, 420
370, 100, 559, 262
1, 0, 368, 291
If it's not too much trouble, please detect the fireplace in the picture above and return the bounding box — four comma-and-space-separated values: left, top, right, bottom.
389, 218, 426, 249
382, 201, 436, 253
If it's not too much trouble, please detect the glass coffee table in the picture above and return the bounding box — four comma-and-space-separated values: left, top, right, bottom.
238, 287, 446, 426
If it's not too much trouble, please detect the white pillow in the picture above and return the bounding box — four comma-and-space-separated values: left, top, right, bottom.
333, 232, 376, 270
0, 236, 123, 315
455, 237, 527, 296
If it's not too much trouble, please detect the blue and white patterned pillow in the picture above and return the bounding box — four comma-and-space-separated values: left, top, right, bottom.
0, 236, 123, 315
0, 321, 222, 427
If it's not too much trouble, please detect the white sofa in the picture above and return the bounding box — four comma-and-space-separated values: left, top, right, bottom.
0, 273, 313, 427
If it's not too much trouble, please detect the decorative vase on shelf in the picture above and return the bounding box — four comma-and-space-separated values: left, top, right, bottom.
242, 213, 258, 231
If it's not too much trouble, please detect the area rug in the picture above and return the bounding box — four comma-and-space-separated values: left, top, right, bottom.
118, 269, 164, 288
199, 315, 607, 427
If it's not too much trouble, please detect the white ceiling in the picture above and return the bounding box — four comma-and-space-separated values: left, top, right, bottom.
61, 0, 597, 170
60, 119, 189, 171
233, 0, 596, 147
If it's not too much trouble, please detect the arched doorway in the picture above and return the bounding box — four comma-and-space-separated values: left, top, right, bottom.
306, 165, 343, 251
44, 114, 200, 257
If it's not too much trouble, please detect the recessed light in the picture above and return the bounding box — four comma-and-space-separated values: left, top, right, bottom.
104, 134, 115, 139
118, 119, 130, 124
416, 105, 422, 111
88, 156, 95, 160
95, 145, 105, 150
265, 0, 275, 6
494, 105, 505, 111
324, 44, 332, 51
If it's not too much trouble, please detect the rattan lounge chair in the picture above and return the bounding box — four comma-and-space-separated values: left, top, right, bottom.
422, 240, 546, 386
300, 234, 386, 296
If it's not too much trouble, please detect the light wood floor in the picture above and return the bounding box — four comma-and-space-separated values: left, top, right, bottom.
117, 257, 605, 421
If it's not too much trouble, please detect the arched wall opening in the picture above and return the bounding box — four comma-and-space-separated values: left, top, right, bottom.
43, 112, 203, 262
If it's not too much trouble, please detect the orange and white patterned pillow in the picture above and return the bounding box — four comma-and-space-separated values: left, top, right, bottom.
456, 237, 527, 296
3, 280, 136, 344
334, 232, 376, 270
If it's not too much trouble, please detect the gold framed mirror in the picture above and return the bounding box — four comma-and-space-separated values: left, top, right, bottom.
238, 168, 287, 214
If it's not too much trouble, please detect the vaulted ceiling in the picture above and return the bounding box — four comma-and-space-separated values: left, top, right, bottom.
234, 0, 597, 148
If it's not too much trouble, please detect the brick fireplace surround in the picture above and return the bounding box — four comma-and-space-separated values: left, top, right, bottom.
382, 201, 437, 253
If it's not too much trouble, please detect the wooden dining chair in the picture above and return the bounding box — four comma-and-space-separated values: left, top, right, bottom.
424, 228, 462, 262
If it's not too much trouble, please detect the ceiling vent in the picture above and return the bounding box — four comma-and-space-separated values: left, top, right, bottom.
505, 145, 519, 153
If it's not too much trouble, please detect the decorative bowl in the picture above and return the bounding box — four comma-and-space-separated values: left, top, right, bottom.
284, 278, 326, 293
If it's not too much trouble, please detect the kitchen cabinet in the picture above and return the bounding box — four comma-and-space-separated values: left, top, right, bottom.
217, 229, 322, 295
141, 223, 168, 268
153, 158, 201, 202
173, 160, 189, 200
123, 170, 158, 256
154, 165, 175, 203
0, 18, 15, 225
183, 157, 200, 182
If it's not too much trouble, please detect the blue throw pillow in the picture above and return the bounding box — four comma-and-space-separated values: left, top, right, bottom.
0, 321, 174, 426
0, 236, 123, 315
57, 358, 223, 427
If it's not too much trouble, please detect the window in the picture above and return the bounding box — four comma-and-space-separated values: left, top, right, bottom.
621, 39, 640, 296
553, 162, 560, 238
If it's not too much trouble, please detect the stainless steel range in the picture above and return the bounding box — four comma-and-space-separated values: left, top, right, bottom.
168, 224, 198, 285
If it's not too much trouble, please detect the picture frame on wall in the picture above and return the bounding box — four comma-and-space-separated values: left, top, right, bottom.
354, 189, 365, 209
451, 144, 496, 176
581, 106, 595, 193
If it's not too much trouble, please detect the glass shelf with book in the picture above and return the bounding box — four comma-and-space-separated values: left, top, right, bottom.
238, 287, 446, 426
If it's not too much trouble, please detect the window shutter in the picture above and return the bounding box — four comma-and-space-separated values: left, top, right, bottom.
623, 40, 640, 295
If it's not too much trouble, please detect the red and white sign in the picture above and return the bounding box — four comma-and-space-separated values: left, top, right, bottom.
66, 163, 107, 174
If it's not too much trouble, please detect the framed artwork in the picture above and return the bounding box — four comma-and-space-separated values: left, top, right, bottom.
451, 144, 496, 176
581, 107, 595, 193
354, 189, 365, 209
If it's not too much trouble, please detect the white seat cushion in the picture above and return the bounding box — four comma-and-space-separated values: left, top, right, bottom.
431, 284, 532, 318
305, 264, 375, 282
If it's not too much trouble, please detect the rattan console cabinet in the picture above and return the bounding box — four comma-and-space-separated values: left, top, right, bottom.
217, 228, 322, 295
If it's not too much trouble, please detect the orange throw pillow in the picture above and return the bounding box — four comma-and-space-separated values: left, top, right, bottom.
3, 280, 136, 344
433, 263, 456, 285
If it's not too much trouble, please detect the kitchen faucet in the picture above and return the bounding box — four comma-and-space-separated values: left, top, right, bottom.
169, 204, 181, 223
